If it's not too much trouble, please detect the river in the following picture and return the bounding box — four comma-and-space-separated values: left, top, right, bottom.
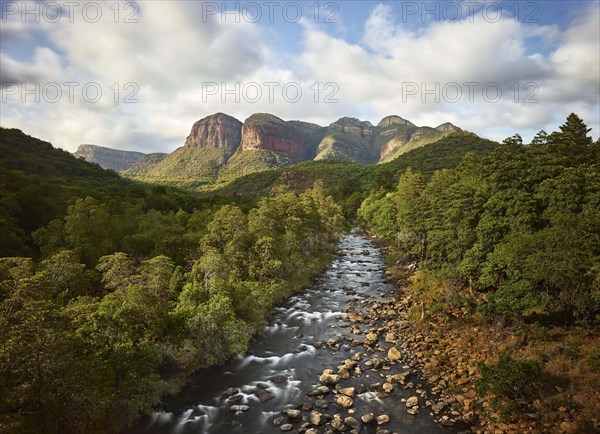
124, 233, 464, 434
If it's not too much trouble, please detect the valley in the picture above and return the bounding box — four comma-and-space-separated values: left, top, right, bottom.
0, 113, 598, 434
124, 234, 468, 434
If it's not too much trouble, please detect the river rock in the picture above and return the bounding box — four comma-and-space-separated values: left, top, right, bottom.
307, 386, 329, 397
310, 411, 326, 426
371, 358, 383, 369
339, 387, 355, 397
377, 414, 390, 425
406, 396, 419, 408
319, 370, 340, 385
286, 409, 301, 419
315, 398, 330, 409
230, 405, 249, 413
382, 383, 393, 393
273, 416, 285, 426
280, 424, 293, 431
387, 373, 407, 384
335, 394, 353, 408
225, 387, 239, 396
361, 413, 375, 424
388, 347, 401, 362
228, 394, 243, 402
255, 388, 274, 402
331, 417, 346, 431
431, 401, 447, 413
344, 416, 360, 429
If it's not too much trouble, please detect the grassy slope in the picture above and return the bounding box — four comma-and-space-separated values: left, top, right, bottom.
121, 153, 168, 176
380, 128, 453, 162
208, 131, 498, 196
216, 148, 297, 183
130, 147, 231, 188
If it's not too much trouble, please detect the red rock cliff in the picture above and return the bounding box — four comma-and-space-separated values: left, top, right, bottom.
241, 113, 316, 161
184, 113, 243, 151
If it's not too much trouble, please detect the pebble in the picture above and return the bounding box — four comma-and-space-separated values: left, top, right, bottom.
376, 414, 390, 425
335, 394, 353, 408
344, 416, 360, 429
286, 409, 301, 419
361, 413, 375, 424
229, 405, 249, 412
310, 411, 326, 426
388, 346, 401, 361
331, 417, 346, 431
406, 396, 419, 408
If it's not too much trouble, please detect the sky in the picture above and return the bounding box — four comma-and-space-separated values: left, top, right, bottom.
1, 0, 599, 153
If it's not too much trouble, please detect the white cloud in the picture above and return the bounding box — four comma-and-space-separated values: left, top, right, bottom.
297, 2, 599, 141
0, 1, 598, 152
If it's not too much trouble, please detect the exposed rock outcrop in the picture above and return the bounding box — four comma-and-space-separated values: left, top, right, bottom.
121, 112, 466, 187
329, 117, 375, 138
73, 145, 145, 171
241, 113, 317, 161
435, 122, 462, 133
184, 113, 243, 153
378, 115, 415, 129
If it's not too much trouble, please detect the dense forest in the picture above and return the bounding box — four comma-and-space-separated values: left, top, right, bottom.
0, 114, 598, 433
0, 181, 344, 432
359, 114, 600, 427
359, 113, 599, 323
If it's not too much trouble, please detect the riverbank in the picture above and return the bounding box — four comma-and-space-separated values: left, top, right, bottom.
377, 244, 600, 434
125, 234, 462, 434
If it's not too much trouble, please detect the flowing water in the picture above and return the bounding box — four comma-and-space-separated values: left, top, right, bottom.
124, 234, 462, 434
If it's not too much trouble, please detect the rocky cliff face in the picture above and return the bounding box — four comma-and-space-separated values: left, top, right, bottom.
241, 113, 318, 161
378, 115, 415, 129
184, 113, 243, 153
436, 122, 462, 133
329, 117, 375, 138
314, 118, 378, 163
122, 112, 466, 188
73, 145, 145, 171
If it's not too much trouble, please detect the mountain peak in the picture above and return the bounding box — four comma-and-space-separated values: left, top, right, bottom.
184, 113, 242, 149
244, 113, 285, 124
377, 115, 414, 128
435, 122, 462, 132
329, 117, 374, 138
241, 113, 316, 160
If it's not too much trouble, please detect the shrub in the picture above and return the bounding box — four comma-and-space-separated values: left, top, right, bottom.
481, 279, 547, 317
587, 346, 600, 373
476, 354, 542, 416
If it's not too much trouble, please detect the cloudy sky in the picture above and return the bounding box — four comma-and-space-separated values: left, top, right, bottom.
1, 0, 599, 153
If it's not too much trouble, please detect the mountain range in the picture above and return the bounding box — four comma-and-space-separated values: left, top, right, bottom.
73, 113, 463, 188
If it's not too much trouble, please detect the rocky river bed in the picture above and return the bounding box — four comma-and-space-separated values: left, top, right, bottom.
123, 233, 476, 434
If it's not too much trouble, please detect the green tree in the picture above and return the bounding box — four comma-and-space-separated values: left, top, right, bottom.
64, 197, 116, 266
